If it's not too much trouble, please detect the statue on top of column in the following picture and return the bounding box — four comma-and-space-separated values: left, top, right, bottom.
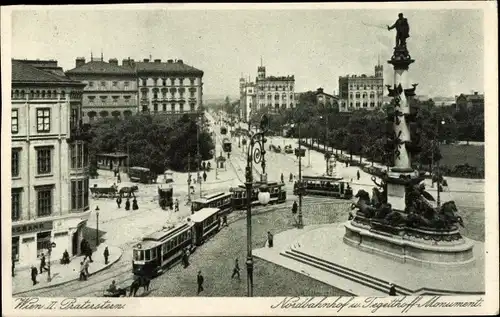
387, 13, 410, 48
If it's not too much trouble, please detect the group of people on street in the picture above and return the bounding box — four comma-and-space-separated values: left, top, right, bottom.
30, 252, 49, 285
116, 195, 139, 211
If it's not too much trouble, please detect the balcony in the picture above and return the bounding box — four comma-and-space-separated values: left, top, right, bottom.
141, 98, 149, 104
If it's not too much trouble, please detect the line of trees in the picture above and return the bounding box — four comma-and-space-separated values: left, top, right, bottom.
249, 91, 484, 170
88, 114, 214, 174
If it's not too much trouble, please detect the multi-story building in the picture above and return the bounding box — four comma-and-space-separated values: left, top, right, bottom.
455, 91, 484, 111
239, 77, 256, 122
126, 58, 204, 115
11, 59, 90, 267
66, 56, 138, 120
255, 65, 295, 112
338, 61, 384, 112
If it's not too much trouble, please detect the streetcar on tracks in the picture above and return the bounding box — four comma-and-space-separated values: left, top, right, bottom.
158, 185, 173, 210
294, 175, 353, 199
192, 192, 232, 215
132, 207, 221, 277
129, 167, 157, 184
230, 181, 287, 209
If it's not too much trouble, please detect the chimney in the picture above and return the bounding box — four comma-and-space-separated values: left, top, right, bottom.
143, 58, 150, 63
177, 59, 183, 64
167, 59, 173, 63
122, 59, 129, 67
109, 58, 118, 66
317, 87, 324, 93
76, 57, 85, 68
154, 59, 161, 63
474, 91, 478, 95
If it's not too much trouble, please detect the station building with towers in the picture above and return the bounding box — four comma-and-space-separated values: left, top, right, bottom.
338, 59, 384, 112
239, 60, 295, 122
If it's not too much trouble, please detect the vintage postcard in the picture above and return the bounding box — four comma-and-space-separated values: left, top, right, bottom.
1, 2, 498, 316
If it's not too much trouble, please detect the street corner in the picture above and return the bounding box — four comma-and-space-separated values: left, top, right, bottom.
12, 245, 123, 296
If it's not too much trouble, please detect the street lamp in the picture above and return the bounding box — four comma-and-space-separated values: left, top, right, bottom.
187, 154, 192, 203
245, 114, 269, 297
291, 122, 305, 229
46, 241, 57, 282
95, 206, 100, 247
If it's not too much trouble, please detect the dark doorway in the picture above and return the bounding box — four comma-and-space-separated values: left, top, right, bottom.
72, 232, 78, 256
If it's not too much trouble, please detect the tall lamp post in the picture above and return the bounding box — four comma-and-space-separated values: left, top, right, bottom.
433, 119, 446, 209
196, 115, 202, 198
46, 241, 57, 282
292, 121, 305, 229
245, 115, 271, 297
187, 154, 192, 203
95, 206, 100, 247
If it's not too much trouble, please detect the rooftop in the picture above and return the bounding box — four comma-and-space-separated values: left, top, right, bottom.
12, 59, 82, 85
66, 60, 136, 76
134, 60, 204, 76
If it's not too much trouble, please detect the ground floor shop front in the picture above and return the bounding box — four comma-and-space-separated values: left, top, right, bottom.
12, 212, 90, 270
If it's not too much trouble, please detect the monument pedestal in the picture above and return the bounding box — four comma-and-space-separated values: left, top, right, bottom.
343, 218, 475, 268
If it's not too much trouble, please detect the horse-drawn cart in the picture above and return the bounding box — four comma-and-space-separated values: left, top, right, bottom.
90, 185, 117, 199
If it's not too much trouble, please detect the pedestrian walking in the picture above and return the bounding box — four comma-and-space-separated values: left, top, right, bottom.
61, 250, 70, 264
222, 214, 228, 227
202, 162, 206, 170
104, 246, 110, 265
281, 173, 284, 183
175, 199, 179, 212
292, 201, 298, 215
231, 259, 240, 279
117, 173, 121, 183
357, 170, 360, 181
12, 258, 15, 277
40, 253, 46, 274
79, 261, 87, 281
389, 283, 397, 296
125, 198, 130, 211
31, 265, 38, 285
116, 196, 122, 208
132, 197, 139, 210
289, 172, 293, 183
83, 256, 90, 277
197, 271, 204, 295
182, 249, 188, 268
267, 231, 274, 248
203, 171, 207, 182
345, 161, 349, 167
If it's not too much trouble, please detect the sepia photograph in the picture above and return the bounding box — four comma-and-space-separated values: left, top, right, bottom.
1, 2, 498, 316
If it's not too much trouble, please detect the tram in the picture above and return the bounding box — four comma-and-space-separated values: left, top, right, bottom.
294, 175, 353, 199
131, 208, 221, 277
129, 167, 157, 184
192, 192, 232, 215
132, 222, 194, 277
222, 138, 232, 152
158, 186, 173, 209
230, 181, 287, 209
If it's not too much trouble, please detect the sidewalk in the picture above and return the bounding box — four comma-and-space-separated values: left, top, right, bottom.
13, 244, 123, 295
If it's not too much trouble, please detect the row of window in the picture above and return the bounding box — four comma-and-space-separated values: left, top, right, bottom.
12, 144, 88, 179
258, 93, 294, 100
143, 91, 196, 99
88, 95, 132, 105
141, 77, 197, 87
348, 101, 383, 108
11, 179, 89, 222
257, 85, 294, 91
258, 103, 295, 109
152, 103, 196, 113
349, 92, 383, 99
12, 89, 66, 100
350, 84, 383, 90
11, 108, 52, 134
86, 110, 133, 119
88, 81, 130, 89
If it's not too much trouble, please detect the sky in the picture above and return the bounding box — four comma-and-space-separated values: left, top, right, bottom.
10, 5, 485, 99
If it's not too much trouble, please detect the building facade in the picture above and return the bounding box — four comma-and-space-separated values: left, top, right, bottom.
11, 59, 90, 268
130, 58, 204, 115
256, 65, 295, 113
338, 62, 384, 112
455, 91, 484, 111
239, 77, 256, 122
314, 87, 339, 106
66, 56, 138, 121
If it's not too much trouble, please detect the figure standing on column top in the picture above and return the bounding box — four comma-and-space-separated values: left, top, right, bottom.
387, 13, 410, 48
